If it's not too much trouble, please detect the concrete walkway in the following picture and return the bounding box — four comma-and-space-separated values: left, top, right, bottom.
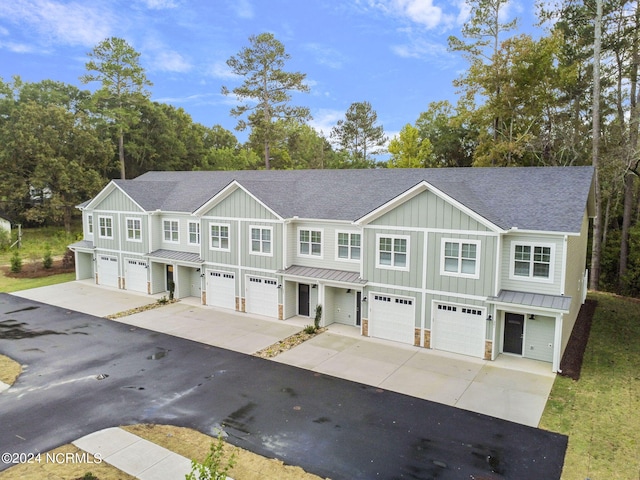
73, 428, 194, 480
13, 280, 556, 427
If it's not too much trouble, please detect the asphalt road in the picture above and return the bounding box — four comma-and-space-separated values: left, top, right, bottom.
0, 293, 567, 479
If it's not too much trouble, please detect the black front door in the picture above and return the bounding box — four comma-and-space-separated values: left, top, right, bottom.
299, 284, 310, 316
356, 291, 361, 326
504, 313, 524, 355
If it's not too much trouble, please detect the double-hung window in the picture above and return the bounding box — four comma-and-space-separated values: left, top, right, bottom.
251, 226, 272, 255
87, 214, 93, 235
337, 232, 361, 261
126, 218, 142, 242
299, 229, 322, 257
210, 224, 229, 250
511, 242, 553, 281
188, 222, 200, 245
441, 239, 480, 278
377, 235, 409, 270
98, 216, 113, 239
163, 220, 179, 243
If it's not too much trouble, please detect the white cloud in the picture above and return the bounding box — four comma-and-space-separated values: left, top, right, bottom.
0, 40, 36, 53
302, 43, 347, 69
309, 108, 345, 137
391, 38, 449, 59
367, 0, 452, 29
139, 0, 179, 9
0, 1, 114, 47
232, 0, 254, 19
151, 49, 191, 72
205, 60, 238, 80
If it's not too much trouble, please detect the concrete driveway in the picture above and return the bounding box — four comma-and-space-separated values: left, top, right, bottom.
14, 281, 555, 426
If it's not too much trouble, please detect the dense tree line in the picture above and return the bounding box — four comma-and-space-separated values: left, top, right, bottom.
1, 0, 640, 297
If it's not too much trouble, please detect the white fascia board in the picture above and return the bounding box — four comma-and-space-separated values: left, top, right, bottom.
505, 228, 580, 237
84, 182, 146, 213
193, 180, 283, 221
486, 300, 570, 315
355, 180, 503, 233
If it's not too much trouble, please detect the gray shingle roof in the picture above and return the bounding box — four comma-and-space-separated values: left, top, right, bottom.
278, 265, 367, 285
105, 166, 593, 233
69, 240, 94, 250
487, 289, 572, 312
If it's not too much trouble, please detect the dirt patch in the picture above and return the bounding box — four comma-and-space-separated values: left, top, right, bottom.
0, 354, 21, 385
254, 328, 326, 359
122, 424, 328, 479
2, 259, 74, 279
558, 298, 597, 380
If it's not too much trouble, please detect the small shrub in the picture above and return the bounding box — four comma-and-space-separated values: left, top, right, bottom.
157, 296, 168, 305
81, 473, 97, 480
168, 281, 175, 301
314, 304, 322, 330
10, 250, 22, 273
42, 244, 53, 269
303, 324, 317, 334
186, 433, 236, 480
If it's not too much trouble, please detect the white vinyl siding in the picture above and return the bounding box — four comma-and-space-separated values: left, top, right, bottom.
440, 239, 480, 279
337, 232, 361, 261
163, 219, 179, 243
376, 234, 409, 271
250, 226, 272, 256
126, 218, 142, 242
210, 223, 230, 251
98, 216, 113, 239
188, 221, 200, 245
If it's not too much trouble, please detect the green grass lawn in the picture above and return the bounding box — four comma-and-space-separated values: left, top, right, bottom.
540, 292, 640, 479
0, 224, 81, 265
0, 270, 75, 293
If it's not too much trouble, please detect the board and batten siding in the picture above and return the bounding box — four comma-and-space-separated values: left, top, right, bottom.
157, 214, 200, 254
120, 214, 148, 254
241, 221, 284, 272
524, 315, 555, 362
92, 188, 143, 213
201, 187, 278, 221
369, 189, 492, 232
500, 234, 564, 295
425, 232, 497, 297
363, 228, 423, 289
201, 218, 238, 265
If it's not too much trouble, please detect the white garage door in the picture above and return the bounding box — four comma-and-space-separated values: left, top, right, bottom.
369, 294, 415, 344
125, 259, 148, 293
97, 255, 118, 288
206, 270, 236, 310
432, 303, 485, 358
245, 276, 278, 318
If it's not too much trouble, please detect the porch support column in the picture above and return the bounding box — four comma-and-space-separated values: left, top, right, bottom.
552, 313, 564, 373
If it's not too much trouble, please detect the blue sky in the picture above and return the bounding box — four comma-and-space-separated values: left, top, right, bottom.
0, 0, 542, 143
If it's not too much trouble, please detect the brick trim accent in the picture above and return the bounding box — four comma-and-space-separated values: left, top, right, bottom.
414, 328, 421, 346
484, 340, 493, 360
423, 330, 431, 349
362, 318, 369, 336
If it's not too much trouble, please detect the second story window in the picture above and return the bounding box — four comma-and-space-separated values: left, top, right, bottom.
337, 232, 361, 260
163, 220, 179, 243
189, 222, 200, 245
126, 218, 142, 242
511, 242, 554, 282
251, 226, 272, 255
210, 224, 229, 250
98, 216, 113, 239
377, 235, 409, 270
87, 214, 93, 235
299, 229, 322, 256
442, 239, 479, 278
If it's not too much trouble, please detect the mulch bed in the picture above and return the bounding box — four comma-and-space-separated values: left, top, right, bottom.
558, 299, 597, 380
2, 259, 74, 279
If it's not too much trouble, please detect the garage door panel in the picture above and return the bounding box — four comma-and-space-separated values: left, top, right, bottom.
369, 294, 415, 344
125, 259, 148, 293
245, 276, 278, 318
97, 255, 118, 288
207, 270, 235, 310
432, 303, 485, 358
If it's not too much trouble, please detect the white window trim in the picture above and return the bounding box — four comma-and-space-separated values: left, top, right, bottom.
298, 227, 324, 259
163, 219, 180, 244
249, 225, 273, 257
98, 215, 113, 239
209, 223, 230, 251
440, 238, 481, 279
87, 214, 93, 236
188, 221, 201, 246
125, 217, 142, 243
509, 241, 555, 284
335, 230, 361, 263
375, 233, 410, 271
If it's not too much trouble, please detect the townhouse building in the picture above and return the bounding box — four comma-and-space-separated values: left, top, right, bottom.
70, 167, 595, 372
